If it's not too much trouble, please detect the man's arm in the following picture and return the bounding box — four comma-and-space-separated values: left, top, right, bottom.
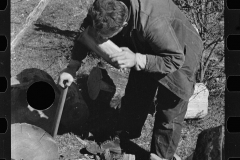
109, 17, 185, 74
71, 13, 93, 63
143, 17, 185, 74
63, 14, 93, 78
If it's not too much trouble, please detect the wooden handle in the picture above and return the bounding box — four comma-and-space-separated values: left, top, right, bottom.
51, 86, 68, 138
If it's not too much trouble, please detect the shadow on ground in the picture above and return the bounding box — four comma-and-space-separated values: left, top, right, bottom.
34, 22, 78, 40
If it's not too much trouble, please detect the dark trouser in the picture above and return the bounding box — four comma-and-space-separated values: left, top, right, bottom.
118, 69, 188, 159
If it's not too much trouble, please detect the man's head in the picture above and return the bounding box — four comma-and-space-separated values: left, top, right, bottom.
89, 0, 129, 39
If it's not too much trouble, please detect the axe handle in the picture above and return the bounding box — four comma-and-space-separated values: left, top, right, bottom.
52, 86, 68, 138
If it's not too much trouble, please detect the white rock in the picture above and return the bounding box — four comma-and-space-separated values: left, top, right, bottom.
185, 83, 209, 119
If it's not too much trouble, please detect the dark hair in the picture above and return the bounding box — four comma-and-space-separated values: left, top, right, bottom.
89, 0, 128, 35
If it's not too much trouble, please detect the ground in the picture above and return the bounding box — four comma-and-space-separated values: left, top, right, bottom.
11, 0, 225, 159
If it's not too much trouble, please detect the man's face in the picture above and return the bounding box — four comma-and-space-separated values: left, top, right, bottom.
93, 21, 127, 40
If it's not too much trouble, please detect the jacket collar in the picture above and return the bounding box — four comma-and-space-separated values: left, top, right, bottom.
120, 0, 138, 36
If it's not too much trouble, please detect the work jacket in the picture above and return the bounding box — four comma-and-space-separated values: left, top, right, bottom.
69, 0, 203, 101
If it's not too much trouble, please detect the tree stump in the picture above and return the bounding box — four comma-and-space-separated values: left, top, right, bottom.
11, 123, 59, 160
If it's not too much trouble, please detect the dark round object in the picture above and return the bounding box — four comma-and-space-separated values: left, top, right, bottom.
61, 83, 89, 128
11, 123, 59, 160
62, 101, 89, 128
27, 81, 55, 110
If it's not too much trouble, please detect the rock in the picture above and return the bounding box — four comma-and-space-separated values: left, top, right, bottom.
189, 125, 225, 160
185, 83, 209, 119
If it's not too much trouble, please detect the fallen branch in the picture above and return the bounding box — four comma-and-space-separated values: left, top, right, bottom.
11, 0, 52, 53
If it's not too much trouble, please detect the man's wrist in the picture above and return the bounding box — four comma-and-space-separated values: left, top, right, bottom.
67, 59, 81, 71
62, 59, 81, 78
135, 53, 146, 71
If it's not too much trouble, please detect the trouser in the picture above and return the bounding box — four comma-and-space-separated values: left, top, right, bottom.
118, 69, 188, 159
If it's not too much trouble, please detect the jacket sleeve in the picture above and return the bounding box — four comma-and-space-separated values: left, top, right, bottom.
71, 13, 92, 62
63, 14, 92, 77
143, 17, 185, 74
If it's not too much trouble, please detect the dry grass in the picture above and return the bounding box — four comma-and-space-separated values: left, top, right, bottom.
11, 0, 224, 159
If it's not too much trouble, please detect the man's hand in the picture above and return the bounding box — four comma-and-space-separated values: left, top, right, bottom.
110, 47, 137, 69
58, 72, 74, 88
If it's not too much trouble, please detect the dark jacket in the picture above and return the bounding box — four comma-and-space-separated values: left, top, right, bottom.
70, 0, 203, 101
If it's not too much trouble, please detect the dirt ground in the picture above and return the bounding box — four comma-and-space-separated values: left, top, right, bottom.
11, 0, 224, 160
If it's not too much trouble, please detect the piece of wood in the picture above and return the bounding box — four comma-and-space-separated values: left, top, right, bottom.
185, 83, 209, 119
11, 0, 52, 53
87, 67, 102, 100
87, 67, 116, 101
78, 26, 122, 68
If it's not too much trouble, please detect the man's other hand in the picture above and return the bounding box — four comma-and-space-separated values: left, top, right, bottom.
110, 47, 137, 69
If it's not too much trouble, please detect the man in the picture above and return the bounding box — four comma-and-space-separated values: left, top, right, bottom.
58, 0, 203, 159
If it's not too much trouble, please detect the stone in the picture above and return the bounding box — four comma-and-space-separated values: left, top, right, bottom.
190, 125, 225, 160
185, 83, 209, 119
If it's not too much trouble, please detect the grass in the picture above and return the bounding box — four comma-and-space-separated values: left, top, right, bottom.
11, 0, 225, 159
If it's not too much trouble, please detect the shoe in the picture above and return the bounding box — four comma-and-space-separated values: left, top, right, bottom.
85, 140, 103, 155
85, 131, 126, 155
100, 136, 122, 154
100, 130, 132, 154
